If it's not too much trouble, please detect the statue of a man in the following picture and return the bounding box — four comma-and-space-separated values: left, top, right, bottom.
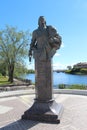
29, 16, 62, 61
22, 17, 63, 123
28, 16, 62, 101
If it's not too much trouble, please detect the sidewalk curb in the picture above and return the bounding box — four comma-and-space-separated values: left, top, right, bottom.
0, 89, 35, 98
0, 89, 87, 98
54, 89, 87, 96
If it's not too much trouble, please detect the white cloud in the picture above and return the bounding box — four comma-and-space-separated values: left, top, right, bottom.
52, 62, 67, 70
54, 53, 60, 57
61, 42, 64, 48
30, 63, 34, 70
27, 61, 35, 70
52, 62, 76, 70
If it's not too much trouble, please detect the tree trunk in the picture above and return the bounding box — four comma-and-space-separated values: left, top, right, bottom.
8, 64, 14, 83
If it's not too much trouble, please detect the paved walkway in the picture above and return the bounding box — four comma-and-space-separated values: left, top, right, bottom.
0, 89, 87, 130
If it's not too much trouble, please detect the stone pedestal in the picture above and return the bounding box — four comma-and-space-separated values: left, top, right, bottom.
22, 99, 63, 123
35, 60, 53, 101
22, 60, 63, 123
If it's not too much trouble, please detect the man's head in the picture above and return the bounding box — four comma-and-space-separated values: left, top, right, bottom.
38, 16, 46, 28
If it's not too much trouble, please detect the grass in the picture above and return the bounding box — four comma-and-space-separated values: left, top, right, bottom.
58, 84, 87, 90
69, 84, 87, 90
0, 76, 11, 86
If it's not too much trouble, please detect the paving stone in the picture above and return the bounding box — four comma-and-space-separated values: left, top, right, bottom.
0, 93, 87, 130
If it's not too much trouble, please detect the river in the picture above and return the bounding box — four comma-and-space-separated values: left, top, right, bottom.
21, 72, 87, 88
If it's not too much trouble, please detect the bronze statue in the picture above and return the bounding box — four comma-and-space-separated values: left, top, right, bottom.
29, 16, 61, 61
22, 16, 63, 123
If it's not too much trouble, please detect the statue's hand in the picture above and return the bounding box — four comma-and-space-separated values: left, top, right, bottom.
28, 50, 32, 62
28, 50, 32, 57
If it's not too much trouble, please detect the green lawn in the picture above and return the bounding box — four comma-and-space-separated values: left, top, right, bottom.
58, 84, 87, 90
0, 76, 11, 85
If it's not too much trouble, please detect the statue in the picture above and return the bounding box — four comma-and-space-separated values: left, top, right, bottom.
22, 16, 63, 123
29, 16, 61, 61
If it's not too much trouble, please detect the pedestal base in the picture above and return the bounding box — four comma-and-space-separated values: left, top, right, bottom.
22, 99, 63, 123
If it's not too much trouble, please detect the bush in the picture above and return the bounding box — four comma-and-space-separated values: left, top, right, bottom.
58, 84, 66, 89
0, 73, 2, 76
80, 68, 87, 74
69, 84, 87, 90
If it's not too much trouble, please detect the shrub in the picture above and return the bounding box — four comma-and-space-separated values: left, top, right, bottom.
69, 84, 87, 90
58, 84, 66, 89
80, 68, 87, 74
0, 73, 2, 76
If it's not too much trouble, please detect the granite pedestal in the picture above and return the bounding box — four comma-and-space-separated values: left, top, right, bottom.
22, 60, 63, 123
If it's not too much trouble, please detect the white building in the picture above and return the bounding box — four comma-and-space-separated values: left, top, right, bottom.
73, 62, 87, 69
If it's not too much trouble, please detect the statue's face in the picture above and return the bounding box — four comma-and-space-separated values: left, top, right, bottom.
38, 16, 46, 28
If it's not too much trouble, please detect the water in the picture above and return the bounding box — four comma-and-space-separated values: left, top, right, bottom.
21, 72, 87, 87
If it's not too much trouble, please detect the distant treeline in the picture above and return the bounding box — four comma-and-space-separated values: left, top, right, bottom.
26, 69, 35, 74
65, 68, 87, 75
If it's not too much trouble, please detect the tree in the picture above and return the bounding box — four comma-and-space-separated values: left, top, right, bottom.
14, 62, 28, 77
67, 65, 72, 70
0, 25, 30, 82
0, 62, 6, 76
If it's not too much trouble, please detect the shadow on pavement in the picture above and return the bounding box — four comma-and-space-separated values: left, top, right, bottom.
0, 119, 39, 130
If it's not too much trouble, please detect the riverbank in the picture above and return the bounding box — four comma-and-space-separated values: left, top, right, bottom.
0, 77, 34, 92
65, 68, 87, 75
1, 84, 87, 92
0, 75, 87, 92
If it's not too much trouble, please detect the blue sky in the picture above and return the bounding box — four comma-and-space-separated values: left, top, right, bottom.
0, 0, 87, 70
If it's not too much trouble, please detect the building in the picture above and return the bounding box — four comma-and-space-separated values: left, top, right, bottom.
73, 62, 87, 69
